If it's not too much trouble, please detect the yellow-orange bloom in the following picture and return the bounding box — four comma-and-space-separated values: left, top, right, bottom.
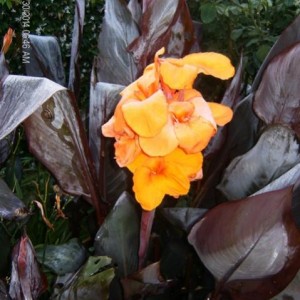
101, 47, 235, 210
128, 149, 203, 211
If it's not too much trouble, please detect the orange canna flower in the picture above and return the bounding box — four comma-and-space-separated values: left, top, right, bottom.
1, 28, 14, 54
101, 47, 235, 210
128, 148, 203, 211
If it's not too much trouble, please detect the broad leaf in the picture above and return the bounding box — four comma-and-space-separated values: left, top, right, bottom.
9, 234, 47, 300
0, 75, 105, 223
188, 185, 300, 299
128, 0, 180, 72
0, 49, 14, 165
94, 192, 140, 277
127, 0, 142, 24
254, 42, 300, 138
272, 271, 300, 300
68, 0, 85, 98
0, 52, 8, 90
0, 178, 28, 220
253, 163, 300, 196
121, 262, 173, 299
89, 79, 128, 204
161, 207, 207, 232
26, 35, 65, 85
193, 94, 259, 207
204, 54, 244, 159
252, 15, 300, 91
36, 238, 87, 275
166, 0, 195, 58
218, 125, 300, 200
96, 0, 139, 85
51, 256, 115, 300
0, 132, 14, 166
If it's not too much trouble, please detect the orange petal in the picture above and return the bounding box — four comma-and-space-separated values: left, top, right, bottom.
114, 135, 141, 167
127, 152, 149, 173
102, 116, 116, 138
182, 52, 235, 80
174, 117, 216, 153
122, 90, 168, 137
1, 28, 14, 54
160, 58, 199, 90
183, 89, 202, 101
169, 101, 195, 122
165, 148, 203, 179
190, 97, 216, 128
208, 102, 233, 126
133, 165, 167, 210
132, 154, 190, 210
139, 118, 178, 156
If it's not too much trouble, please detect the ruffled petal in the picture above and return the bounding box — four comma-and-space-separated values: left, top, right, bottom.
133, 164, 167, 210
190, 97, 217, 128
165, 148, 203, 178
127, 152, 149, 173
122, 90, 168, 137
102, 116, 116, 138
174, 117, 216, 153
139, 118, 178, 156
208, 102, 233, 126
160, 58, 199, 90
114, 135, 141, 167
169, 101, 195, 122
182, 52, 235, 80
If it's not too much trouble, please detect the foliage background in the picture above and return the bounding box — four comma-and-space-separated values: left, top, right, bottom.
0, 0, 300, 298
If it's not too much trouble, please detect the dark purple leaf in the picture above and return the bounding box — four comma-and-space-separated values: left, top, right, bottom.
89, 75, 128, 204
96, 0, 139, 85
121, 262, 173, 299
128, 0, 180, 72
188, 185, 300, 300
217, 125, 300, 200
9, 234, 47, 300
0, 179, 28, 220
68, 0, 85, 99
51, 256, 115, 299
0, 52, 9, 87
253, 42, 300, 139
127, 0, 142, 24
0, 50, 14, 165
193, 94, 259, 208
166, 0, 195, 58
204, 54, 244, 159
94, 192, 140, 277
26, 35, 65, 85
252, 15, 300, 91
190, 21, 202, 52
0, 119, 14, 166
36, 238, 87, 275
0, 76, 106, 224
161, 207, 207, 232
253, 163, 300, 197
271, 271, 300, 300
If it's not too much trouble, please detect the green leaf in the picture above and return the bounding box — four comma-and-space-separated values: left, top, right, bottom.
230, 28, 244, 41
200, 3, 217, 24
94, 192, 140, 277
255, 44, 271, 62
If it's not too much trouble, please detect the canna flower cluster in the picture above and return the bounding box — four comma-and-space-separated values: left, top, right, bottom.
102, 48, 234, 210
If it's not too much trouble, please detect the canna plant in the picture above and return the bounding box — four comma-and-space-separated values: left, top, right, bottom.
1, 1, 300, 299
